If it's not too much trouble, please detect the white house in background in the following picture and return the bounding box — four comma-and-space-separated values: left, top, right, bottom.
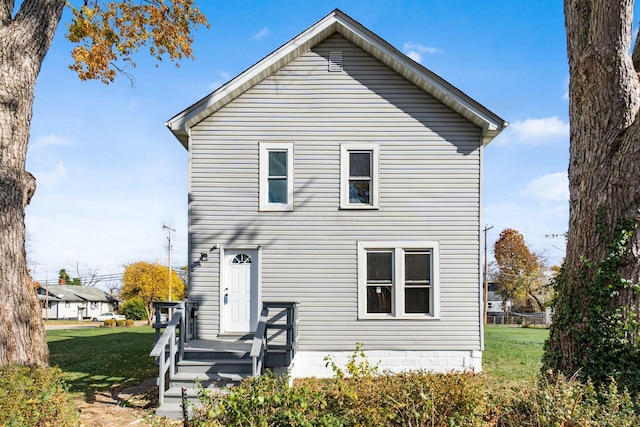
38, 284, 116, 320
166, 9, 506, 377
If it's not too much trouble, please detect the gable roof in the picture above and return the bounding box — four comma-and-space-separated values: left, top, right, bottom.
166, 9, 507, 147
37, 284, 112, 303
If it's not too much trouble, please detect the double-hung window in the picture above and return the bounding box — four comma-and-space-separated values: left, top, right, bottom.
340, 144, 379, 209
358, 241, 440, 319
259, 142, 294, 211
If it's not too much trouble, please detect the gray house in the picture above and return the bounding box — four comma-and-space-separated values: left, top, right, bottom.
158, 9, 505, 414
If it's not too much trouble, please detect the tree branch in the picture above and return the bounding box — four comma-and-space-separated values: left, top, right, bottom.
0, 0, 15, 27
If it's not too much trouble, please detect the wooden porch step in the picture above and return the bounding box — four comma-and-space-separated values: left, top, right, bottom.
155, 402, 184, 420
177, 358, 252, 374
170, 371, 249, 389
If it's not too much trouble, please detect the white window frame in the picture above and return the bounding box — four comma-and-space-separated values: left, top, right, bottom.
340, 143, 379, 209
357, 241, 440, 319
259, 142, 294, 211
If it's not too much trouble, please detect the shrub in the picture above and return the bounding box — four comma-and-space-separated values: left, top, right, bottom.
116, 320, 125, 327
0, 365, 78, 427
192, 345, 489, 427
125, 319, 135, 327
495, 371, 640, 426
122, 297, 147, 321
103, 319, 116, 327
189, 344, 640, 427
192, 372, 340, 427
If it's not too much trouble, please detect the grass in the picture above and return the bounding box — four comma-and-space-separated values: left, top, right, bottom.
483, 325, 549, 388
47, 323, 548, 399
47, 325, 157, 399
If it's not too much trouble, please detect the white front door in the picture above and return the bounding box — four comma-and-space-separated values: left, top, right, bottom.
222, 250, 258, 333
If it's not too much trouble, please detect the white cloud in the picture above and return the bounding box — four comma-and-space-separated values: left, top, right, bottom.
402, 42, 441, 64
520, 172, 569, 202
209, 71, 231, 90
34, 161, 68, 189
493, 116, 569, 147
253, 27, 270, 41
31, 134, 72, 151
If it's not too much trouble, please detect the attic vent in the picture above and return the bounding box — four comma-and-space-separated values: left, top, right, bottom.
329, 51, 343, 72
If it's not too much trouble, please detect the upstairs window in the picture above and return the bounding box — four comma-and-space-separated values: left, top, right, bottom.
260, 142, 294, 211
340, 144, 379, 209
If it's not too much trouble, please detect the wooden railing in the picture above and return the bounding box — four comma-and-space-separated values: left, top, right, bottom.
251, 302, 299, 375
250, 307, 269, 375
150, 309, 182, 405
151, 300, 296, 404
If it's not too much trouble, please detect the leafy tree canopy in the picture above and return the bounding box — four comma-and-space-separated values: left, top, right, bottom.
66, 0, 209, 83
121, 261, 185, 323
57, 269, 81, 286
493, 228, 550, 311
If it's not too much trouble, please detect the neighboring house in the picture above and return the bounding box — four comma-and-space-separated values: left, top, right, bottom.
38, 284, 116, 320
487, 282, 512, 313
163, 8, 506, 399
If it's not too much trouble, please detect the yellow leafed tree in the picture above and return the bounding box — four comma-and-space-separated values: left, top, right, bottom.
122, 261, 185, 324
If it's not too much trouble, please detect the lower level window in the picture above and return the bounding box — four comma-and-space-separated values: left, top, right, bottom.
358, 241, 439, 318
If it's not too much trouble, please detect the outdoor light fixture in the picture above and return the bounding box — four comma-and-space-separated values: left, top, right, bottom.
199, 252, 208, 262
210, 244, 219, 251
190, 261, 201, 271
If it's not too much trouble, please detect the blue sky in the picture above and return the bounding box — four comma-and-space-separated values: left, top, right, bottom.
26, 0, 600, 285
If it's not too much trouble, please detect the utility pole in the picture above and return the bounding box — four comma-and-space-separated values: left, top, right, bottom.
483, 225, 494, 325
163, 224, 175, 302
45, 268, 48, 321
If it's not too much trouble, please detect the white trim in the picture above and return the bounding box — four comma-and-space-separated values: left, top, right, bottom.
289, 350, 481, 378
479, 144, 485, 351
340, 143, 379, 209
357, 241, 440, 320
259, 142, 294, 211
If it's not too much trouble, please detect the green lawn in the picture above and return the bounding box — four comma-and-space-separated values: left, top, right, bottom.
47, 324, 548, 397
47, 326, 157, 397
483, 325, 549, 387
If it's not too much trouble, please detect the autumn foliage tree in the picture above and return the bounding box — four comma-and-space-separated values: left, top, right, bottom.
121, 261, 185, 324
493, 229, 549, 312
0, 1, 207, 366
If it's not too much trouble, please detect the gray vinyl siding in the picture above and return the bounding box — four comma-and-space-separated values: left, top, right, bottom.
188, 34, 483, 351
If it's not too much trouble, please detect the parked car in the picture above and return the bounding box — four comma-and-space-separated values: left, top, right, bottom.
92, 312, 125, 322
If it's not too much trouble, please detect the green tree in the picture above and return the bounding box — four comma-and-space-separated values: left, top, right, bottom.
57, 269, 81, 286
0, 0, 207, 366
121, 261, 185, 324
121, 297, 146, 321
544, 0, 640, 393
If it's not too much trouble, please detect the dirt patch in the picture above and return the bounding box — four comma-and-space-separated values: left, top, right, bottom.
75, 379, 181, 427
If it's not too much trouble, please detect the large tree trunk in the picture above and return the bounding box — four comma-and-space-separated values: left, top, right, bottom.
544, 0, 640, 389
0, 0, 65, 366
